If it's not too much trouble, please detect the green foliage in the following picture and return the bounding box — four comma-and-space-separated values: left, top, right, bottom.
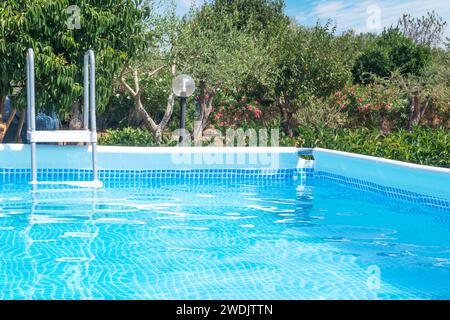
269, 23, 356, 99
258, 22, 358, 136
294, 95, 349, 130
98, 127, 176, 147
289, 126, 450, 168
210, 0, 289, 36
0, 0, 149, 115
211, 96, 264, 131
2, 0, 448, 170
353, 28, 432, 83
420, 48, 450, 124
97, 93, 135, 130
174, 3, 267, 94
334, 82, 407, 129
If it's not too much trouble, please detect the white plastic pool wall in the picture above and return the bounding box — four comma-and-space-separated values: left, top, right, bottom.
313, 148, 450, 201
0, 144, 301, 170
1, 144, 449, 200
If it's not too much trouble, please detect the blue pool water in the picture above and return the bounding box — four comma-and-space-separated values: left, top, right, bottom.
0, 176, 449, 299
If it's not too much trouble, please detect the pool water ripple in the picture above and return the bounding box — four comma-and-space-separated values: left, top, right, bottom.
0, 178, 449, 299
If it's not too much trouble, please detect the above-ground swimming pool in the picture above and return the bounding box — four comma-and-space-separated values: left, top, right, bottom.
0, 145, 449, 299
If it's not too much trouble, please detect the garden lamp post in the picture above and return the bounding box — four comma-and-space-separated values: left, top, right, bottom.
172, 75, 195, 144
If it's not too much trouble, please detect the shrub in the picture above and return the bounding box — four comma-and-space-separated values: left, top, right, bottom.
290, 126, 449, 168
334, 82, 407, 130
211, 96, 265, 131
353, 28, 432, 83
295, 95, 349, 130
98, 128, 176, 147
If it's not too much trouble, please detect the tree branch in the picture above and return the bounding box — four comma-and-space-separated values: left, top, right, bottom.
138, 65, 165, 95
133, 70, 140, 95
120, 65, 137, 97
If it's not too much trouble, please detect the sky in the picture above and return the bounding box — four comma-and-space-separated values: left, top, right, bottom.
176, 0, 450, 38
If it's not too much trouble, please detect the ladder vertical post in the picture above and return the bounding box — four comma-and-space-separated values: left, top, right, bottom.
27, 49, 37, 184
83, 54, 90, 130
87, 50, 99, 182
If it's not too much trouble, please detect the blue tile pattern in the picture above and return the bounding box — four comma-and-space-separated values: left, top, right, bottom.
0, 167, 313, 183
315, 171, 450, 212
1, 167, 447, 212
1, 166, 449, 299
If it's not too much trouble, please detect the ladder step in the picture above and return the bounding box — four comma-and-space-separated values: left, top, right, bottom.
32, 180, 104, 188
29, 130, 97, 143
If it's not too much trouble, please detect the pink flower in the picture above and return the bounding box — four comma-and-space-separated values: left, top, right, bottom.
253, 108, 262, 119
248, 105, 253, 111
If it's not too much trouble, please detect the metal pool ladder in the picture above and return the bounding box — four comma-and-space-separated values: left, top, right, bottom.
26, 48, 102, 187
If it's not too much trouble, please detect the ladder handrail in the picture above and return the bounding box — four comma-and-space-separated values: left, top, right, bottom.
83, 52, 90, 130
26, 48, 101, 186
26, 48, 36, 133
27, 48, 37, 183
84, 49, 99, 181
27, 48, 97, 132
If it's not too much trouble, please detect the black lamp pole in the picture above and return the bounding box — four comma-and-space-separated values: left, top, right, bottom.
179, 96, 187, 144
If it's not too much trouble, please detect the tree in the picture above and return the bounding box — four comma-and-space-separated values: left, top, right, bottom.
388, 45, 450, 131
265, 23, 356, 137
210, 0, 288, 36
398, 11, 447, 47
353, 28, 432, 83
117, 2, 182, 144
119, 64, 176, 143
174, 1, 270, 140
0, 0, 149, 142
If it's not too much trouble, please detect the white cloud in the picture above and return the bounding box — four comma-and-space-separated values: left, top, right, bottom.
313, 1, 346, 19
303, 0, 450, 38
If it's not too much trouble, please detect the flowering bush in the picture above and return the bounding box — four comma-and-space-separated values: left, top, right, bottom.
211, 97, 264, 130
334, 83, 406, 131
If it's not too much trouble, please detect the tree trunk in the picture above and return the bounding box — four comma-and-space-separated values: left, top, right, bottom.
120, 65, 175, 145
407, 94, 430, 131
277, 94, 294, 138
0, 95, 6, 142
15, 110, 26, 143
193, 81, 214, 141
381, 114, 391, 134
135, 93, 174, 144
0, 96, 17, 143
68, 101, 84, 145
69, 101, 83, 130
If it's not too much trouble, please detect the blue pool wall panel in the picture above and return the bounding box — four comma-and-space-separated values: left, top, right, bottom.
313, 148, 450, 201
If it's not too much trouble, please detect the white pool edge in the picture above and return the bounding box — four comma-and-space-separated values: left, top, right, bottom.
313, 147, 450, 175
